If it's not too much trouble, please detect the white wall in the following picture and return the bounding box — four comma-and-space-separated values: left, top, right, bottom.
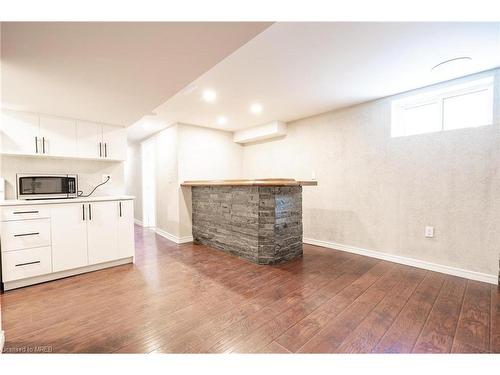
0, 155, 125, 199
243, 70, 500, 278
155, 125, 180, 237
177, 123, 243, 182
125, 143, 143, 222
133, 123, 243, 240
177, 123, 243, 237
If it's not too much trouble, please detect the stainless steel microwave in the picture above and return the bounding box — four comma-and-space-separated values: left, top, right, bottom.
16, 174, 78, 200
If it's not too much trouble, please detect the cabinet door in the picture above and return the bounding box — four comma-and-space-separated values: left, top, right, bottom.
87, 201, 119, 265
1, 109, 40, 155
39, 115, 77, 157
76, 121, 103, 159
102, 125, 127, 161
51, 203, 88, 272
118, 200, 135, 259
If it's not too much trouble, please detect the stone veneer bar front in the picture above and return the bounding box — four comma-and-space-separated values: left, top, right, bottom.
181, 179, 317, 264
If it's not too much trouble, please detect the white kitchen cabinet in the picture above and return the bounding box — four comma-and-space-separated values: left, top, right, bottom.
0, 197, 135, 290
2, 110, 79, 158
87, 201, 119, 265
39, 115, 77, 157
0, 218, 51, 251
102, 125, 127, 161
118, 200, 135, 258
1, 205, 51, 221
77, 121, 126, 161
0, 109, 40, 155
76, 121, 104, 159
1, 246, 52, 282
51, 203, 88, 272
1, 109, 127, 161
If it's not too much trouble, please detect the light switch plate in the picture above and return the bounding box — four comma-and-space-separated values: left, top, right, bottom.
425, 226, 434, 238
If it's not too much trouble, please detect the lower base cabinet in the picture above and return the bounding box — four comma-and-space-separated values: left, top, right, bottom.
1, 246, 52, 282
51, 203, 88, 272
52, 200, 133, 271
1, 198, 135, 289
118, 200, 135, 259
87, 201, 119, 265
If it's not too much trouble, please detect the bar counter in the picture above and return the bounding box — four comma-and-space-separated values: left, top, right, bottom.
182, 179, 317, 264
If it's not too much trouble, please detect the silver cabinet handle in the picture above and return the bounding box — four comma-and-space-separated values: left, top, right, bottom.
42, 137, 46, 153
13, 210, 39, 214
14, 232, 39, 237
82, 204, 86, 221
88, 204, 92, 220
99, 142, 102, 157
104, 142, 108, 157
15, 261, 41, 267
35, 136, 38, 153
119, 201, 122, 217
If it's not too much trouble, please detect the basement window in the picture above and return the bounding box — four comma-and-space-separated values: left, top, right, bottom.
391, 76, 494, 137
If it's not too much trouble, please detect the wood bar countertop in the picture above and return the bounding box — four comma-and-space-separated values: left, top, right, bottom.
181, 178, 318, 187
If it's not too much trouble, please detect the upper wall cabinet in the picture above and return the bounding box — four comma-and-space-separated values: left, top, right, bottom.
77, 121, 105, 159
77, 121, 127, 161
39, 115, 77, 157
1, 109, 127, 161
102, 125, 127, 161
1, 110, 39, 156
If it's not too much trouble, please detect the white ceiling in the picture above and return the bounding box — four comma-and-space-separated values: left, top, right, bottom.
129, 22, 500, 140
0, 22, 272, 126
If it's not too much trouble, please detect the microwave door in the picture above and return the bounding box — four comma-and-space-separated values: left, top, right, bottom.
35, 177, 64, 195
19, 176, 68, 199
19, 177, 36, 196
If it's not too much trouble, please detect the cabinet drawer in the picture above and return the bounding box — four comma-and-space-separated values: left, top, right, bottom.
1, 218, 51, 252
1, 206, 51, 221
1, 246, 52, 282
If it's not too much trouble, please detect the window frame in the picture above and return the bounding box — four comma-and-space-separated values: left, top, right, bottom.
391, 76, 495, 138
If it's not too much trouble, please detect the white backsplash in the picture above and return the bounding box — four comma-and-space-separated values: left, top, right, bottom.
0, 155, 125, 199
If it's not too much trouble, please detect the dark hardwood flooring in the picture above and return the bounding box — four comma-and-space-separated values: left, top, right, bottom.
1, 225, 499, 353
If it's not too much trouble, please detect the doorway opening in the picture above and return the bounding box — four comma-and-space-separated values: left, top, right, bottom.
141, 138, 156, 228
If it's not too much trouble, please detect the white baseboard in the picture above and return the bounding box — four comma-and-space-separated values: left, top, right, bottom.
155, 228, 193, 244
304, 238, 498, 285
134, 218, 143, 226
0, 330, 4, 353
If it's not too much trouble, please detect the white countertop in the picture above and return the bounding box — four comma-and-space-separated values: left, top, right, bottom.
0, 195, 134, 207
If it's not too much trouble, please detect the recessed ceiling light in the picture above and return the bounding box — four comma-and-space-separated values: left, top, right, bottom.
202, 89, 217, 103
431, 57, 472, 73
250, 103, 263, 114
217, 116, 227, 125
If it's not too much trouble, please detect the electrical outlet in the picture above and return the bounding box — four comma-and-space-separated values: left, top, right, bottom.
425, 226, 434, 238
102, 174, 111, 183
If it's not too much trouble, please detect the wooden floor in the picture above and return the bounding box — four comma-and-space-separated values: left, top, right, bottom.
1, 225, 499, 353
